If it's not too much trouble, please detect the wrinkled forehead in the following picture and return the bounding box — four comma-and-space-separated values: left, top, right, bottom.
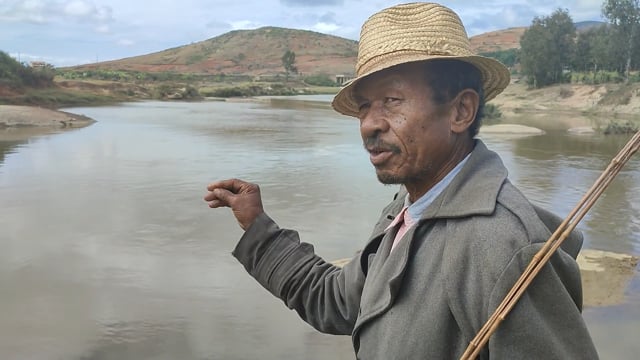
352, 62, 428, 99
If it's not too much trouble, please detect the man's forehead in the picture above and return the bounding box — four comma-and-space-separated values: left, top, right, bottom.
353, 65, 425, 97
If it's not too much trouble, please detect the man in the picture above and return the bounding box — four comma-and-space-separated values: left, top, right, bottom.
205, 2, 599, 359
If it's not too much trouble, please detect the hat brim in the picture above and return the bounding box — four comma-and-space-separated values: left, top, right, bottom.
331, 54, 511, 117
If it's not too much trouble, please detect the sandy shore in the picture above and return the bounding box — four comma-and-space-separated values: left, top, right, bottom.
0, 105, 96, 141
489, 81, 640, 132
579, 250, 639, 307
0, 105, 95, 127
333, 249, 639, 308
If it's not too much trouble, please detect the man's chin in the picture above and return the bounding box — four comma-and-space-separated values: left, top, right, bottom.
376, 172, 402, 185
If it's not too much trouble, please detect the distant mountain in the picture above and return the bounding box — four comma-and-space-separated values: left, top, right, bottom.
470, 21, 607, 54
69, 21, 610, 76
70, 27, 358, 77
469, 27, 526, 53
575, 20, 607, 31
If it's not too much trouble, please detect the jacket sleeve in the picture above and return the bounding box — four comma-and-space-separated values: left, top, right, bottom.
232, 212, 365, 335
486, 245, 599, 359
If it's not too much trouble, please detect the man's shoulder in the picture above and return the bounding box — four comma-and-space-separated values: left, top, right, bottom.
495, 180, 552, 242
441, 182, 548, 271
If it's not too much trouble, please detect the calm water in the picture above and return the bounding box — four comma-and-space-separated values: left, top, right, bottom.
1, 99, 639, 359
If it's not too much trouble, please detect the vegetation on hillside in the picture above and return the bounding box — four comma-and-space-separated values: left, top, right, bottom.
517, 0, 640, 88
0, 52, 205, 107
479, 49, 519, 68
0, 51, 55, 89
281, 50, 298, 81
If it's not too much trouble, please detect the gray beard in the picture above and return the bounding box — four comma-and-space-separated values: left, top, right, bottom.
375, 164, 432, 186
376, 173, 402, 184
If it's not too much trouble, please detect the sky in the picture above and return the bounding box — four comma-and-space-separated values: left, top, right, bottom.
1, 0, 607, 67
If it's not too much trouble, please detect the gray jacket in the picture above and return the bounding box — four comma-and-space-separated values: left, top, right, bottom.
232, 140, 599, 359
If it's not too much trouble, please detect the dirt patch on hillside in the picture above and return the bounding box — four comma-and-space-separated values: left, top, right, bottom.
470, 27, 526, 53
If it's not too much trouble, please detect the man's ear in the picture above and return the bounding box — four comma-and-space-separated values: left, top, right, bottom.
450, 89, 479, 134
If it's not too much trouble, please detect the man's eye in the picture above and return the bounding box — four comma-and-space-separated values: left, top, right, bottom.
385, 97, 400, 104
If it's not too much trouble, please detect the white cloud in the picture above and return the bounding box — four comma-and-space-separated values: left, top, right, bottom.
229, 20, 262, 30
95, 24, 109, 33
64, 0, 93, 16
312, 22, 339, 33
0, 0, 46, 22
117, 39, 135, 46
0, 0, 114, 25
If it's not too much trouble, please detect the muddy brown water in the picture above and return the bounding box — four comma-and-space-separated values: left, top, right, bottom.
1, 98, 638, 359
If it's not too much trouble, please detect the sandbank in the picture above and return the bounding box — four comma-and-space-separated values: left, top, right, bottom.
0, 105, 95, 141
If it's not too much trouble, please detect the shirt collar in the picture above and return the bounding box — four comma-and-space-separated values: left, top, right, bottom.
405, 153, 471, 222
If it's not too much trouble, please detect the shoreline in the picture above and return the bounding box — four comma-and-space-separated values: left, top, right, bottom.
0, 105, 96, 142
0, 105, 96, 127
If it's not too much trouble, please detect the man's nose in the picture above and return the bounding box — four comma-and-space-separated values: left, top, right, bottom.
359, 102, 389, 138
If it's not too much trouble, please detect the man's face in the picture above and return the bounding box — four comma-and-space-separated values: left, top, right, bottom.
353, 62, 461, 191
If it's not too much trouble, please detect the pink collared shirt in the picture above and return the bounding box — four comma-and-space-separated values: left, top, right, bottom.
385, 206, 416, 252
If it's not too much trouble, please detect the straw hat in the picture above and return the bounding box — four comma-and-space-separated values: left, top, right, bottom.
331, 2, 511, 117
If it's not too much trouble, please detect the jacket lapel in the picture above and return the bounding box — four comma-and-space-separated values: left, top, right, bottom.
352, 218, 433, 342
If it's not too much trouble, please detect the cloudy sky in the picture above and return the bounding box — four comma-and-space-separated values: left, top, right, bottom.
1, 0, 606, 67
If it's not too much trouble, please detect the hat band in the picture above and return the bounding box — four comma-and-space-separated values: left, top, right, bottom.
357, 49, 470, 78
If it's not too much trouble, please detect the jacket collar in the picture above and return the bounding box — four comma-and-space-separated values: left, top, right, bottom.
421, 139, 508, 220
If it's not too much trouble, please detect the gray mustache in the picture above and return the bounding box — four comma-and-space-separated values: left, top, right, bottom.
363, 137, 401, 153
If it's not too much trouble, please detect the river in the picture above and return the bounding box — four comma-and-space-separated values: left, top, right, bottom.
1, 98, 638, 359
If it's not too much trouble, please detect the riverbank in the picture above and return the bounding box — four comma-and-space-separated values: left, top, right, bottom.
0, 105, 95, 127
0, 105, 96, 141
490, 81, 640, 131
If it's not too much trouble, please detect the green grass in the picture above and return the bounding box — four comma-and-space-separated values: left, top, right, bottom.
0, 88, 126, 108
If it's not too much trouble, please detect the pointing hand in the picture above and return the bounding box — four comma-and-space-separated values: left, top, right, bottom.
205, 178, 265, 230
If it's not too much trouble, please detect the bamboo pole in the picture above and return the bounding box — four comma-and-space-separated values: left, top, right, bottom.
460, 129, 640, 360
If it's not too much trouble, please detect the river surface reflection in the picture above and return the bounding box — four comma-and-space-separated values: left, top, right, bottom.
0, 98, 638, 359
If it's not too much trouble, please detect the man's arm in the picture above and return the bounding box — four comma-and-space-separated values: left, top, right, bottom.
232, 212, 364, 334
487, 247, 599, 359
205, 179, 364, 334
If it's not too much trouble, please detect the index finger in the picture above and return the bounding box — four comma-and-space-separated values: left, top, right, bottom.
206, 178, 246, 192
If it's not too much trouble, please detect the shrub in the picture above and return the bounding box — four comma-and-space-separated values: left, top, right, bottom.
304, 74, 337, 87
603, 120, 639, 135
0, 51, 55, 88
559, 86, 574, 98
483, 103, 503, 124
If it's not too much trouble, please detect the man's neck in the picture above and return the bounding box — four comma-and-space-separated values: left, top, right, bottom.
406, 140, 474, 202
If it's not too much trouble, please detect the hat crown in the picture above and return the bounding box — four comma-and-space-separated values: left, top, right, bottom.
357, 3, 472, 76
331, 2, 511, 117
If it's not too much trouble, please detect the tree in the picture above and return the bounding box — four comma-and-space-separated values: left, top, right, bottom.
573, 28, 594, 72
602, 0, 640, 83
0, 51, 54, 88
520, 8, 576, 87
281, 50, 297, 81
573, 25, 616, 73
479, 49, 519, 68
